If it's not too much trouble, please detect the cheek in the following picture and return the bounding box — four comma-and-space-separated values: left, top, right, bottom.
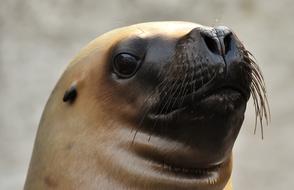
85, 54, 154, 121
113, 82, 144, 108
93, 78, 145, 121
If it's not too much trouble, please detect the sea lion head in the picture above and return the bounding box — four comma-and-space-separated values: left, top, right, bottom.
25, 22, 269, 190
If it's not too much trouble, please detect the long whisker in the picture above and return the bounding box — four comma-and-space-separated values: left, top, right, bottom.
146, 64, 182, 141
177, 50, 191, 107
134, 56, 181, 142
131, 64, 169, 144
244, 50, 270, 139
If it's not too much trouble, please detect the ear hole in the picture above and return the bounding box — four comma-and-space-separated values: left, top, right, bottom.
63, 83, 77, 104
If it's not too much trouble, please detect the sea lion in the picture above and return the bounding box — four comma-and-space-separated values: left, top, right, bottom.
24, 21, 269, 190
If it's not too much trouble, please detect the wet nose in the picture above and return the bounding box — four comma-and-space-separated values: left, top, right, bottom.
202, 26, 232, 56
190, 26, 233, 56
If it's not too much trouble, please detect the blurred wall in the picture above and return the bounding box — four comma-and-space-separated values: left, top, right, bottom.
0, 0, 293, 189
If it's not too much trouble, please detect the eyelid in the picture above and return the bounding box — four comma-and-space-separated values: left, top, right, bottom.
113, 49, 141, 59
111, 52, 140, 65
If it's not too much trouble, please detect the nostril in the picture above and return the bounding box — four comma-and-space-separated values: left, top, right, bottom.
223, 33, 232, 54
189, 27, 234, 56
202, 33, 220, 55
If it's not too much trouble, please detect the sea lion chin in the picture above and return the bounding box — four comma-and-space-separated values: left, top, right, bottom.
24, 21, 269, 190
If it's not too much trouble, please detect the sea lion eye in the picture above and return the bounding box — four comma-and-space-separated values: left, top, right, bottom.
113, 53, 141, 78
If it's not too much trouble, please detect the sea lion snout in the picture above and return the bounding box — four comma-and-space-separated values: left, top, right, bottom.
179, 26, 246, 90
156, 26, 250, 114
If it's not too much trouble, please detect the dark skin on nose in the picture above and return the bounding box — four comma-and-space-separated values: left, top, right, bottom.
133, 26, 249, 167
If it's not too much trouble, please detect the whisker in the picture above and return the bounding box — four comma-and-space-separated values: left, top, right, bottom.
244, 50, 270, 139
177, 51, 190, 107
131, 64, 170, 144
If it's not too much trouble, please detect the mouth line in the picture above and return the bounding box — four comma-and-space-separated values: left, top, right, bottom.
152, 159, 224, 179
148, 107, 187, 121
148, 86, 247, 120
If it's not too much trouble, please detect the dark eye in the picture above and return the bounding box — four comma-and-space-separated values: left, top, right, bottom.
112, 53, 141, 78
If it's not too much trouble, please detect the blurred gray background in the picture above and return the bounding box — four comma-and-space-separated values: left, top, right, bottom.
0, 0, 293, 189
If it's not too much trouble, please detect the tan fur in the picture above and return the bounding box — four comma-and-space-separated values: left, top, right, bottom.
25, 22, 234, 190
